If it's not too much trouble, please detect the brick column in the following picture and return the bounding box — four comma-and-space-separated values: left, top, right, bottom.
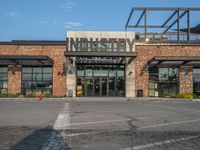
179, 66, 193, 93
8, 65, 22, 94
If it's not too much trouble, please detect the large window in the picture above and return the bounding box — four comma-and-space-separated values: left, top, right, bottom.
76, 64, 125, 97
193, 68, 200, 96
0, 67, 8, 94
149, 67, 179, 97
22, 67, 53, 96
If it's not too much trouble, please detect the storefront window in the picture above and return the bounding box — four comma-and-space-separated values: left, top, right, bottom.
0, 67, 8, 94
22, 67, 53, 96
76, 64, 125, 97
149, 67, 179, 97
193, 68, 200, 95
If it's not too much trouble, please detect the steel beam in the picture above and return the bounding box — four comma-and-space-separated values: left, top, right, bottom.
127, 25, 169, 28
163, 10, 187, 34
65, 51, 137, 57
161, 11, 177, 28
125, 9, 134, 30
187, 8, 191, 41
144, 8, 147, 40
135, 10, 145, 27
132, 7, 200, 11
177, 9, 180, 41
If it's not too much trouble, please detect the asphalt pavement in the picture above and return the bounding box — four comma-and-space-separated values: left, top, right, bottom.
0, 98, 200, 150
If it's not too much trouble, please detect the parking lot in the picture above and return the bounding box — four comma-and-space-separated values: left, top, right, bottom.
0, 98, 200, 150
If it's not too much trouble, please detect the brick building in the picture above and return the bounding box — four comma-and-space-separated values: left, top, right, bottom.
0, 33, 200, 98
0, 41, 67, 97
0, 7, 200, 98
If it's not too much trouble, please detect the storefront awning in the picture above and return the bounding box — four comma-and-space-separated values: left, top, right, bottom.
64, 51, 137, 57
148, 56, 200, 67
0, 55, 54, 66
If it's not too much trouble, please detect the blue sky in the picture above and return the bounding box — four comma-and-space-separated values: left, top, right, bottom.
0, 0, 199, 41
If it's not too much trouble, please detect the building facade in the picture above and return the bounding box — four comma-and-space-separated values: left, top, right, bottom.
0, 31, 200, 98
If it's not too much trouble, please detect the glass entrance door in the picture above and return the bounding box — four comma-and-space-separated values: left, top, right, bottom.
109, 77, 116, 96
94, 78, 100, 96
85, 78, 93, 96
101, 78, 108, 96
77, 64, 125, 97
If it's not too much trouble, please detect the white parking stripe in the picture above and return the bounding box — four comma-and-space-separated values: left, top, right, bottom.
119, 135, 200, 150
54, 103, 70, 130
42, 103, 70, 150
70, 119, 131, 126
68, 118, 200, 137
139, 118, 200, 129
70, 115, 168, 126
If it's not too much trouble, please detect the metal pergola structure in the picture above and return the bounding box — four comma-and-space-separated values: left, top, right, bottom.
125, 7, 200, 42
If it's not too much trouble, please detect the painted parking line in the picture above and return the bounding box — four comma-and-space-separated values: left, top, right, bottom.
70, 115, 169, 126
68, 118, 200, 137
119, 135, 200, 150
71, 113, 168, 119
54, 103, 70, 130
139, 118, 200, 130
42, 103, 70, 150
70, 118, 130, 126
137, 102, 200, 113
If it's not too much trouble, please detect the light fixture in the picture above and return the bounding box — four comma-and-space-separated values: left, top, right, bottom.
57, 71, 61, 75
128, 71, 133, 75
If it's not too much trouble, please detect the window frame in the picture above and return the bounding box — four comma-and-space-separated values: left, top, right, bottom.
22, 66, 53, 95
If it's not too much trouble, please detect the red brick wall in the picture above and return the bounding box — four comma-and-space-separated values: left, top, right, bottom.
135, 45, 200, 97
8, 65, 21, 94
0, 45, 67, 96
179, 66, 193, 93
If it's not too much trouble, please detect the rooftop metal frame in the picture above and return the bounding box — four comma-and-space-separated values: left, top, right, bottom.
125, 7, 200, 42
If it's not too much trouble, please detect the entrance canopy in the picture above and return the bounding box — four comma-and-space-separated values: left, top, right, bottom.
65, 52, 137, 65
0, 55, 54, 66
64, 51, 137, 57
148, 56, 200, 67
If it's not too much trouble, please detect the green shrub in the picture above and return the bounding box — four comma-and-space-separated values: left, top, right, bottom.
26, 93, 35, 98
193, 93, 199, 99
0, 93, 21, 98
176, 93, 196, 99
0, 93, 8, 97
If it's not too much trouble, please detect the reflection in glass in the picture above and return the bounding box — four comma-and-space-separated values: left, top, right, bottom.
22, 67, 53, 96
94, 79, 100, 96
77, 78, 84, 97
117, 77, 125, 96
193, 68, 200, 96
85, 78, 93, 96
102, 78, 107, 96
0, 67, 8, 94
85, 69, 93, 77
109, 77, 116, 96
76, 64, 125, 97
149, 67, 179, 97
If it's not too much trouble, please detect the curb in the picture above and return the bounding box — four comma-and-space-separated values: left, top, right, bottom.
0, 97, 200, 102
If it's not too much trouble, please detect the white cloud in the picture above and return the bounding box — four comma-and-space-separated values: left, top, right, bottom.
60, 0, 76, 10
40, 21, 49, 24
8, 11, 21, 17
65, 21, 83, 29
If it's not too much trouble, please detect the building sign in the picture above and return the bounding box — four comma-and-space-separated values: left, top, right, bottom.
66, 38, 135, 52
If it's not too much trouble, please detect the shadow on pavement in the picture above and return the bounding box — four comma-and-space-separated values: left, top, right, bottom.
10, 126, 70, 150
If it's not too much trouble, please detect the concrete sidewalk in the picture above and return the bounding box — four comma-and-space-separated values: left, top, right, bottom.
0, 97, 200, 102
